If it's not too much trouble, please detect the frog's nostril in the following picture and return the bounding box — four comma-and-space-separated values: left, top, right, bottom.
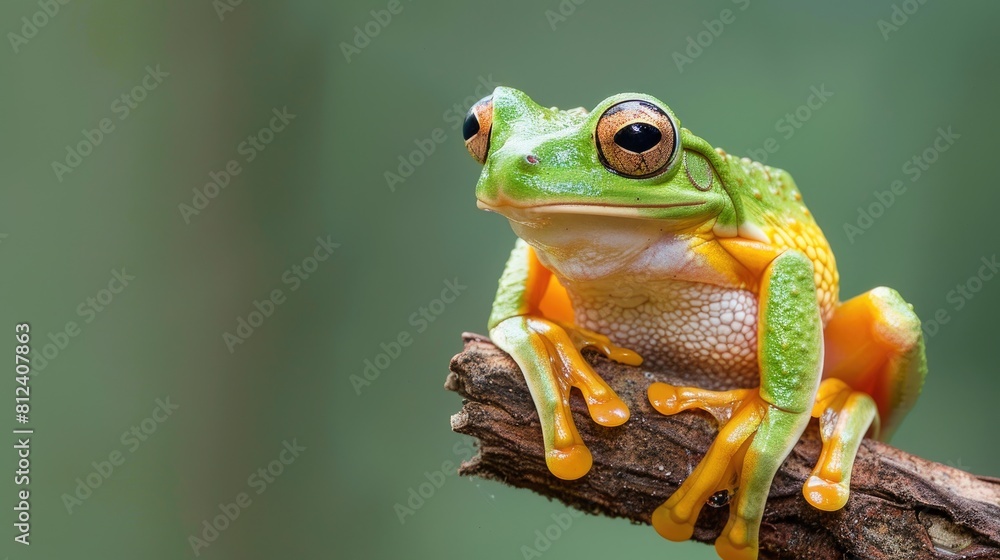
525, 155, 539, 165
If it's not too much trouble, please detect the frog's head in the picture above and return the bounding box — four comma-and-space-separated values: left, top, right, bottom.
465, 87, 739, 277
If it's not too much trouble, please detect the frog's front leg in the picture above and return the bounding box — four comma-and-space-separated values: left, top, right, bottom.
489, 239, 643, 480
648, 250, 823, 560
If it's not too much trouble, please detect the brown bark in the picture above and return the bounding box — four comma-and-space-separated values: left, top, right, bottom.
445, 333, 1000, 560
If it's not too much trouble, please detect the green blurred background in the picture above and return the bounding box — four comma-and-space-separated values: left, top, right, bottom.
1, 1, 998, 559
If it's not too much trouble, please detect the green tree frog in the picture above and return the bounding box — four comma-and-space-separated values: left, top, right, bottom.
462, 87, 927, 560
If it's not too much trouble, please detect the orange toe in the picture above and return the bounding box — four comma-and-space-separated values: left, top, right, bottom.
587, 395, 630, 427
648, 382, 681, 415
803, 475, 849, 511
652, 503, 696, 542
546, 444, 593, 481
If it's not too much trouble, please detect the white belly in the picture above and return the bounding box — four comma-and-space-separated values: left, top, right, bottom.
570, 279, 761, 390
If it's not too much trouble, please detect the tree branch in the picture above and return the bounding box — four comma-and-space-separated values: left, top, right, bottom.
445, 333, 1000, 560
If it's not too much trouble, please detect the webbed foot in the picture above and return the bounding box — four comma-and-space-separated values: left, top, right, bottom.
648, 382, 811, 560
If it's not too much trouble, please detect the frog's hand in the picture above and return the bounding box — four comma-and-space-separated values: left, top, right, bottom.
489, 239, 642, 480
648, 250, 822, 560
806, 287, 926, 510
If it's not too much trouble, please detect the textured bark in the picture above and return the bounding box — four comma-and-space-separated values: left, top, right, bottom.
446, 333, 1000, 560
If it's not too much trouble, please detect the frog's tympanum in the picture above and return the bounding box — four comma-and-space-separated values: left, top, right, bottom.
463, 88, 927, 560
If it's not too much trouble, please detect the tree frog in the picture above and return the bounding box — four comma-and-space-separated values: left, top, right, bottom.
462, 87, 927, 560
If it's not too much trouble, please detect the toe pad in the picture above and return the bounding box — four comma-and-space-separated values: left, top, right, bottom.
803, 475, 849, 511
546, 445, 592, 480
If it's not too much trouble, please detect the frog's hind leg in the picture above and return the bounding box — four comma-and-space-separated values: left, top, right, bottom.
805, 287, 927, 511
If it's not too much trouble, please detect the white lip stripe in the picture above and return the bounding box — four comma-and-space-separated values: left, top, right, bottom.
477, 200, 703, 219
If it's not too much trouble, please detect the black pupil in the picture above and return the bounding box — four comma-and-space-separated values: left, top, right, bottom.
462, 111, 480, 141
614, 122, 661, 153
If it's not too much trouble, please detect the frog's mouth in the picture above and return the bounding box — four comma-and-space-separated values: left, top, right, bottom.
477, 199, 705, 223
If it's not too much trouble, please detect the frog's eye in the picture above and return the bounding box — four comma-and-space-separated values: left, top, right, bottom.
596, 100, 678, 178
463, 95, 493, 164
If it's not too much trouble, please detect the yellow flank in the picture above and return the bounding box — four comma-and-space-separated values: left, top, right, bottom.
537, 274, 576, 324
723, 158, 841, 322
742, 162, 840, 322
702, 216, 838, 324
762, 216, 840, 322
